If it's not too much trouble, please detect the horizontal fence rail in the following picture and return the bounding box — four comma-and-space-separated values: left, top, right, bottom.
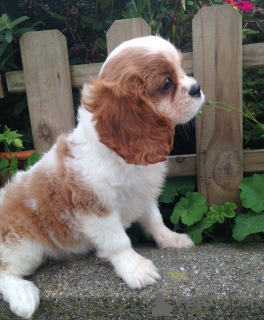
4, 43, 264, 95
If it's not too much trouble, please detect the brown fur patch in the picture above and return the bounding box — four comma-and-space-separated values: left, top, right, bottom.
81, 51, 176, 165
0, 135, 108, 251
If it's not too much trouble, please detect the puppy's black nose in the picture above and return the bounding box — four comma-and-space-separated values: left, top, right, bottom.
189, 84, 201, 97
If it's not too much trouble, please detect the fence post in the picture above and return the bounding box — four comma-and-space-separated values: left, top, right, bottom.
20, 30, 75, 153
106, 18, 151, 54
193, 6, 243, 208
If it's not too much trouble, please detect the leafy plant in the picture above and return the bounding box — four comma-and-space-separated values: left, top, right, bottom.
0, 13, 35, 66
160, 173, 264, 244
0, 125, 24, 175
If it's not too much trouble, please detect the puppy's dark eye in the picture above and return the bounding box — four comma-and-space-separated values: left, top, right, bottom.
161, 78, 173, 92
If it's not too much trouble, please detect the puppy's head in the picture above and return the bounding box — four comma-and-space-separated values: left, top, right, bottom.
82, 36, 204, 165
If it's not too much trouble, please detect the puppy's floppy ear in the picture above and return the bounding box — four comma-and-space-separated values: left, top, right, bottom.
82, 74, 175, 165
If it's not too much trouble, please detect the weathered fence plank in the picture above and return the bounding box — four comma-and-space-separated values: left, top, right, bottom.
20, 30, 75, 153
106, 18, 151, 54
243, 43, 264, 69
167, 149, 264, 177
5, 42, 264, 95
193, 6, 243, 207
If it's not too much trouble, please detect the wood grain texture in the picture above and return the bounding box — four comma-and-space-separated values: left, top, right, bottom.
193, 6, 243, 207
20, 30, 75, 153
243, 43, 264, 69
243, 149, 264, 173
106, 18, 151, 54
70, 63, 103, 88
5, 42, 264, 95
166, 150, 264, 177
167, 155, 197, 177
5, 70, 25, 94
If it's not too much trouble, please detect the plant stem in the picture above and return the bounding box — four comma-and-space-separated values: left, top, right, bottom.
3, 140, 13, 160
205, 101, 264, 128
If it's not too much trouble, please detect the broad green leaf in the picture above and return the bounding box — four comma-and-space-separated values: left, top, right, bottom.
0, 133, 5, 142
10, 155, 18, 169
0, 156, 9, 169
184, 217, 213, 244
233, 211, 264, 242
160, 176, 196, 204
11, 16, 29, 28
13, 27, 35, 34
239, 174, 264, 213
173, 176, 196, 195
13, 95, 28, 116
160, 177, 178, 204
207, 202, 237, 224
171, 192, 207, 226
243, 124, 264, 143
1, 14, 12, 29
24, 152, 42, 170
5, 29, 12, 43
0, 41, 8, 57
80, 15, 93, 28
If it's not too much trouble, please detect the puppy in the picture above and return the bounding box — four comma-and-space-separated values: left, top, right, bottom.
0, 36, 204, 318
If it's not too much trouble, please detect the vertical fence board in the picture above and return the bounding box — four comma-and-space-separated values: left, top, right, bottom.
193, 6, 243, 207
20, 30, 75, 153
106, 18, 151, 54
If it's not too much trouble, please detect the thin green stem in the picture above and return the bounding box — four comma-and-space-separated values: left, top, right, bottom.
205, 101, 264, 128
3, 140, 13, 160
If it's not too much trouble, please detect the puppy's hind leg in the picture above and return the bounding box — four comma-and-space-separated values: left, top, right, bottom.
0, 241, 43, 319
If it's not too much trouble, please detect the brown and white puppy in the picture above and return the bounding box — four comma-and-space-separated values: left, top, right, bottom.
0, 36, 204, 318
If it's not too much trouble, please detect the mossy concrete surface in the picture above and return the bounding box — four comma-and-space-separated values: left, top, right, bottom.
0, 243, 263, 319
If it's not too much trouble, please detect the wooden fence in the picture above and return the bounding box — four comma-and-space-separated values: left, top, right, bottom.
1, 5, 264, 208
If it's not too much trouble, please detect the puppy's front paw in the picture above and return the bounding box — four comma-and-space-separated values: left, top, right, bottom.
3, 280, 40, 319
113, 250, 160, 290
158, 230, 194, 249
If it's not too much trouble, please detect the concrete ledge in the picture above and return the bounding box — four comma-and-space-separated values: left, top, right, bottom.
0, 243, 263, 319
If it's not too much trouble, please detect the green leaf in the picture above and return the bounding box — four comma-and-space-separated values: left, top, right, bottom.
13, 27, 35, 34
173, 176, 196, 195
0, 133, 5, 142
13, 95, 28, 116
243, 124, 264, 143
24, 152, 42, 170
11, 16, 29, 28
33, 2, 67, 21
255, 18, 264, 32
233, 211, 264, 242
171, 192, 207, 226
100, 0, 110, 11
160, 177, 178, 203
160, 176, 196, 204
9, 156, 18, 175
239, 174, 264, 213
1, 14, 12, 29
207, 202, 237, 224
80, 15, 93, 28
5, 29, 12, 43
184, 218, 213, 244
0, 40, 8, 57
0, 156, 9, 169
